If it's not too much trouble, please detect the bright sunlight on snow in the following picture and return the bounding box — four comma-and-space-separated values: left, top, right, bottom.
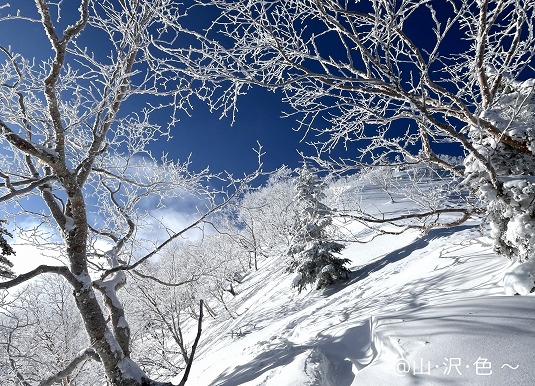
183, 183, 535, 386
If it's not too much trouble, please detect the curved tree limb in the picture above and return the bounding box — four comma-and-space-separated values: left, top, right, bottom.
0, 265, 75, 289
0, 175, 56, 202
339, 207, 481, 224
39, 348, 100, 386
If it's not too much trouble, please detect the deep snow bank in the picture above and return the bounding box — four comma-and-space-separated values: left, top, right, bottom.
185, 218, 532, 386
356, 296, 535, 385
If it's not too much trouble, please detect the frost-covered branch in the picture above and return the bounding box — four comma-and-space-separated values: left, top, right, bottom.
190, 0, 535, 265
0, 175, 56, 202
0, 265, 74, 289
340, 207, 482, 234
39, 348, 100, 386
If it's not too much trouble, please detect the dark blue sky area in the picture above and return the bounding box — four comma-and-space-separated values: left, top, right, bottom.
165, 88, 311, 175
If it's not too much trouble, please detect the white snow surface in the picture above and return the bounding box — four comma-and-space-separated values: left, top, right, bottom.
504, 258, 535, 296
181, 190, 535, 386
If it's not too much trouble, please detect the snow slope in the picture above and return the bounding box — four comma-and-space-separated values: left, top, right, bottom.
183, 188, 535, 386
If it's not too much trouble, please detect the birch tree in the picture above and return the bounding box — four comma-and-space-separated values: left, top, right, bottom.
0, 1, 250, 384
192, 0, 535, 263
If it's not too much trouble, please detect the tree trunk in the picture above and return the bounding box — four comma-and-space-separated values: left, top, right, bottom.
65, 188, 149, 385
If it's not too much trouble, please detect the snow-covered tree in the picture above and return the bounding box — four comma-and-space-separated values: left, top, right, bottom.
464, 79, 535, 261
0, 275, 103, 385
234, 166, 298, 268
126, 260, 202, 381
0, 220, 14, 278
124, 230, 248, 380
288, 167, 350, 292
0, 1, 256, 384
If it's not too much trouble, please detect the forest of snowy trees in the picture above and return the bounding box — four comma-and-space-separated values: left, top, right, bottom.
1, 0, 534, 385
0, 162, 461, 384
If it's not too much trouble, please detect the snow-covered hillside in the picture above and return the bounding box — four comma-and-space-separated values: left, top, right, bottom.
182, 186, 535, 386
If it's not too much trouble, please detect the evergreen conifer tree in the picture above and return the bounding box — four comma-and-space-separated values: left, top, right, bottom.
288, 167, 350, 292
0, 219, 15, 278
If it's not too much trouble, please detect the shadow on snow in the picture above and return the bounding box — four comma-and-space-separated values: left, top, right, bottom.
349, 225, 477, 283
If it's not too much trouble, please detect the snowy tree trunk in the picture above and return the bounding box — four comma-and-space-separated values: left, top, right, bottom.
60, 181, 143, 384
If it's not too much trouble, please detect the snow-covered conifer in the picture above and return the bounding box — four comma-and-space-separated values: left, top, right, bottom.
0, 220, 14, 278
288, 167, 350, 292
464, 79, 535, 262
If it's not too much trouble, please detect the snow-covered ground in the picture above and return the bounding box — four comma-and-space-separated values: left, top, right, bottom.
182, 188, 535, 386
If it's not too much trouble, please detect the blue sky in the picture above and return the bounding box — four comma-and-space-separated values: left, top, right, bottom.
162, 87, 312, 175
0, 2, 319, 178
2, 0, 533, 273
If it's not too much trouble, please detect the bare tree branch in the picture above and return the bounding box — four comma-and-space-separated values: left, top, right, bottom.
177, 299, 203, 386
100, 172, 257, 280
0, 175, 56, 202
39, 348, 100, 386
0, 265, 74, 290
